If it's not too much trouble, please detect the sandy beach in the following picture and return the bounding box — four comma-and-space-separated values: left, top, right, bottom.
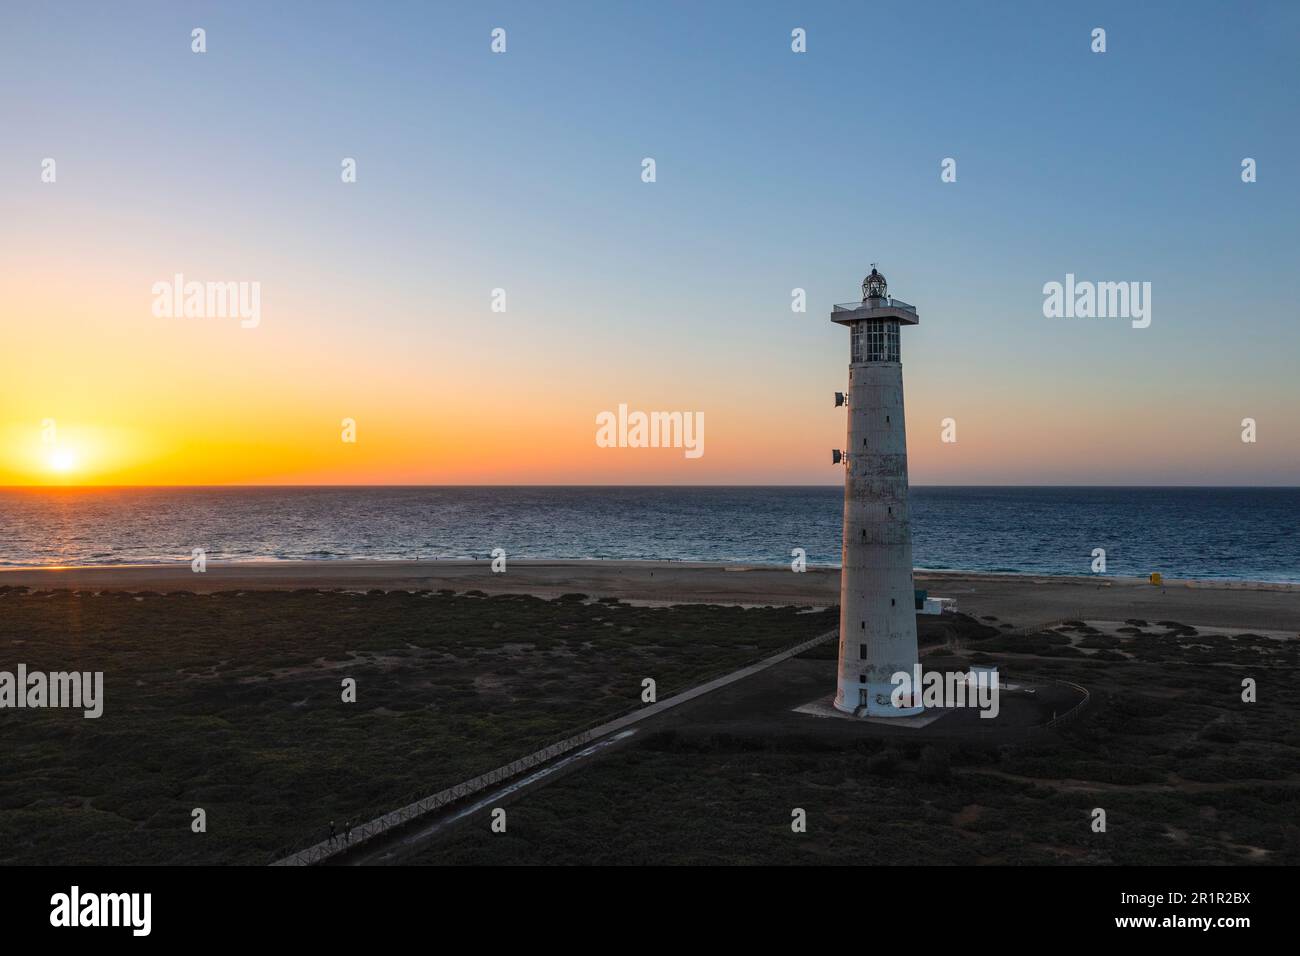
2, 560, 1296, 632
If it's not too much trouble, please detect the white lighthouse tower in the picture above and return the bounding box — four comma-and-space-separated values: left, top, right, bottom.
831, 267, 923, 716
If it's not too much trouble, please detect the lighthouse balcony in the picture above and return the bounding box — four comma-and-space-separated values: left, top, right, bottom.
832, 298, 919, 325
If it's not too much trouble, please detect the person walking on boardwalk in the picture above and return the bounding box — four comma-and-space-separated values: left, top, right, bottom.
344, 819, 352, 843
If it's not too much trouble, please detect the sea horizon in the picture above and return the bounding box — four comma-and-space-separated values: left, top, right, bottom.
5, 485, 1298, 583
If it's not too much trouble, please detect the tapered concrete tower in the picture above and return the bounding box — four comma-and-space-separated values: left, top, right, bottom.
831, 267, 922, 716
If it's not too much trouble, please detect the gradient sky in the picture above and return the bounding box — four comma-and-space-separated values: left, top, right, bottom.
2, 1, 1297, 486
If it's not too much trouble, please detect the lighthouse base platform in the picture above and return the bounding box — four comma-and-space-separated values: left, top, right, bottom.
794, 694, 951, 728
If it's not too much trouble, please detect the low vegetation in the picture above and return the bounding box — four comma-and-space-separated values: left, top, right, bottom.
0, 586, 835, 864
416, 620, 1300, 865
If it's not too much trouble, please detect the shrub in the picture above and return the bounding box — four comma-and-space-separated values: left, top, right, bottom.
918, 747, 951, 783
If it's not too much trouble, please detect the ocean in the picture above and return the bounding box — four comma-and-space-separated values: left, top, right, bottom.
1, 486, 1297, 583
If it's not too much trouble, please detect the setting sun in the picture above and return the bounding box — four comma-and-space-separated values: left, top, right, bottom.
47, 448, 80, 474
0, 421, 150, 485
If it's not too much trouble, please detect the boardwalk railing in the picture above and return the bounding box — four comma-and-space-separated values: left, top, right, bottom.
270, 626, 839, 866
1001, 616, 1082, 638
1043, 678, 1091, 729
271, 728, 601, 866
1000, 618, 1092, 732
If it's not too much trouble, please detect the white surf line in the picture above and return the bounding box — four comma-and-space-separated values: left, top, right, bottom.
272, 626, 838, 866
353, 730, 640, 864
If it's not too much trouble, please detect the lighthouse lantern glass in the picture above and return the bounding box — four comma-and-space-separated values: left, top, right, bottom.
852, 320, 900, 363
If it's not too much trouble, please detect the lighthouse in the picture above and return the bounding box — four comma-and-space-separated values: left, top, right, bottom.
831, 267, 923, 716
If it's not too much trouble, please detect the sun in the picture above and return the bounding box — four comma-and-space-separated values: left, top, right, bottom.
47, 447, 79, 474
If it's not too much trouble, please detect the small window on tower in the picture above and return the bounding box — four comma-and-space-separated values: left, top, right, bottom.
859, 675, 867, 683
859, 644, 866, 659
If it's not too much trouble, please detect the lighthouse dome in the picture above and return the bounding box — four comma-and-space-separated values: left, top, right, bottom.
862, 267, 888, 301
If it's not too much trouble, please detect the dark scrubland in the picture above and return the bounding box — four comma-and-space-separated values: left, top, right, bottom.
0, 585, 834, 864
